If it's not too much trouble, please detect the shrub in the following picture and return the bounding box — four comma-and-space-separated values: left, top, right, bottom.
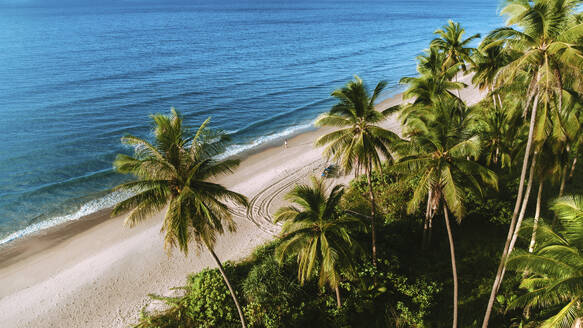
242, 245, 331, 328
135, 268, 239, 328
242, 256, 298, 327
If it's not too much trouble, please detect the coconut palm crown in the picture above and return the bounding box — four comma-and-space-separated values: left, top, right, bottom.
400, 47, 466, 107
274, 177, 361, 308
431, 20, 481, 72
315, 76, 399, 174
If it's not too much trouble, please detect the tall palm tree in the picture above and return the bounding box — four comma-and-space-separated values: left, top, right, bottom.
394, 99, 498, 328
431, 20, 481, 73
507, 195, 583, 327
314, 76, 400, 267
274, 177, 361, 308
482, 1, 583, 324
112, 109, 249, 328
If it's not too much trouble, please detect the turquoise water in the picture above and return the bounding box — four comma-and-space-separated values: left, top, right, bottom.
0, 0, 502, 244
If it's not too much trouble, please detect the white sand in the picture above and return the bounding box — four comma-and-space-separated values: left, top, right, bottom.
0, 76, 484, 328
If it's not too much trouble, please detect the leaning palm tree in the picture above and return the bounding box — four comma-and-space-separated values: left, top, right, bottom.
507, 195, 583, 327
274, 177, 361, 308
394, 99, 498, 328
482, 1, 583, 324
112, 109, 249, 328
314, 76, 400, 267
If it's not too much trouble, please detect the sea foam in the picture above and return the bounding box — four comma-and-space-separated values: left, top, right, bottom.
0, 190, 134, 247
0, 122, 314, 247
217, 122, 314, 160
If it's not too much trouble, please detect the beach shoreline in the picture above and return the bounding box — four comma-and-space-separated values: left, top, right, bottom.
0, 89, 405, 258
0, 75, 485, 328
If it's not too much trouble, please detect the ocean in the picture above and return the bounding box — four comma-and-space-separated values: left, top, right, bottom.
0, 0, 502, 245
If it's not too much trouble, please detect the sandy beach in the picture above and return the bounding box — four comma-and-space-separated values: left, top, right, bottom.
0, 75, 485, 328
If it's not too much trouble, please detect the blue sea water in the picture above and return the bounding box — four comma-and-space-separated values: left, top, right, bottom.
0, 0, 502, 244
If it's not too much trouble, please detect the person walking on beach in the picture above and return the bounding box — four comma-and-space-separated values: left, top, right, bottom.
284, 139, 288, 149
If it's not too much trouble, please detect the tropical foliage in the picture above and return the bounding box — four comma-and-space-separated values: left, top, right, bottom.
274, 177, 361, 308
508, 195, 583, 327
123, 1, 583, 327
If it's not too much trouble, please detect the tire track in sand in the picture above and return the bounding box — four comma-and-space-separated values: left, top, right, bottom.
229, 159, 326, 236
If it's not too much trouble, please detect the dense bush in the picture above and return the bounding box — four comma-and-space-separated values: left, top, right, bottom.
330, 258, 440, 328
342, 167, 419, 224
136, 269, 240, 328
242, 244, 328, 328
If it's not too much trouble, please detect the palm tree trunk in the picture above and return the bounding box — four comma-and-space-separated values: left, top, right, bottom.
551, 160, 570, 228
428, 215, 434, 246
559, 164, 568, 197
366, 165, 378, 267
492, 90, 497, 110
335, 284, 342, 308
443, 207, 458, 328
528, 181, 543, 253
207, 245, 247, 328
423, 190, 433, 248
422, 210, 429, 248
569, 156, 577, 179
482, 92, 539, 328
508, 151, 538, 257
456, 73, 462, 99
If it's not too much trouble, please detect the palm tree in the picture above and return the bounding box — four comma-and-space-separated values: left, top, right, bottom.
112, 109, 249, 328
274, 177, 361, 308
431, 20, 481, 73
474, 100, 524, 169
472, 43, 506, 92
482, 1, 583, 324
394, 99, 498, 328
552, 93, 583, 198
527, 139, 563, 252
471, 42, 511, 109
314, 76, 400, 267
507, 195, 583, 327
400, 47, 465, 108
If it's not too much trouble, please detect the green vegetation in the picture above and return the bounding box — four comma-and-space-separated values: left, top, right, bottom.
117, 0, 583, 327
479, 1, 583, 325
394, 98, 498, 327
314, 76, 399, 267
274, 177, 361, 308
508, 195, 583, 327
